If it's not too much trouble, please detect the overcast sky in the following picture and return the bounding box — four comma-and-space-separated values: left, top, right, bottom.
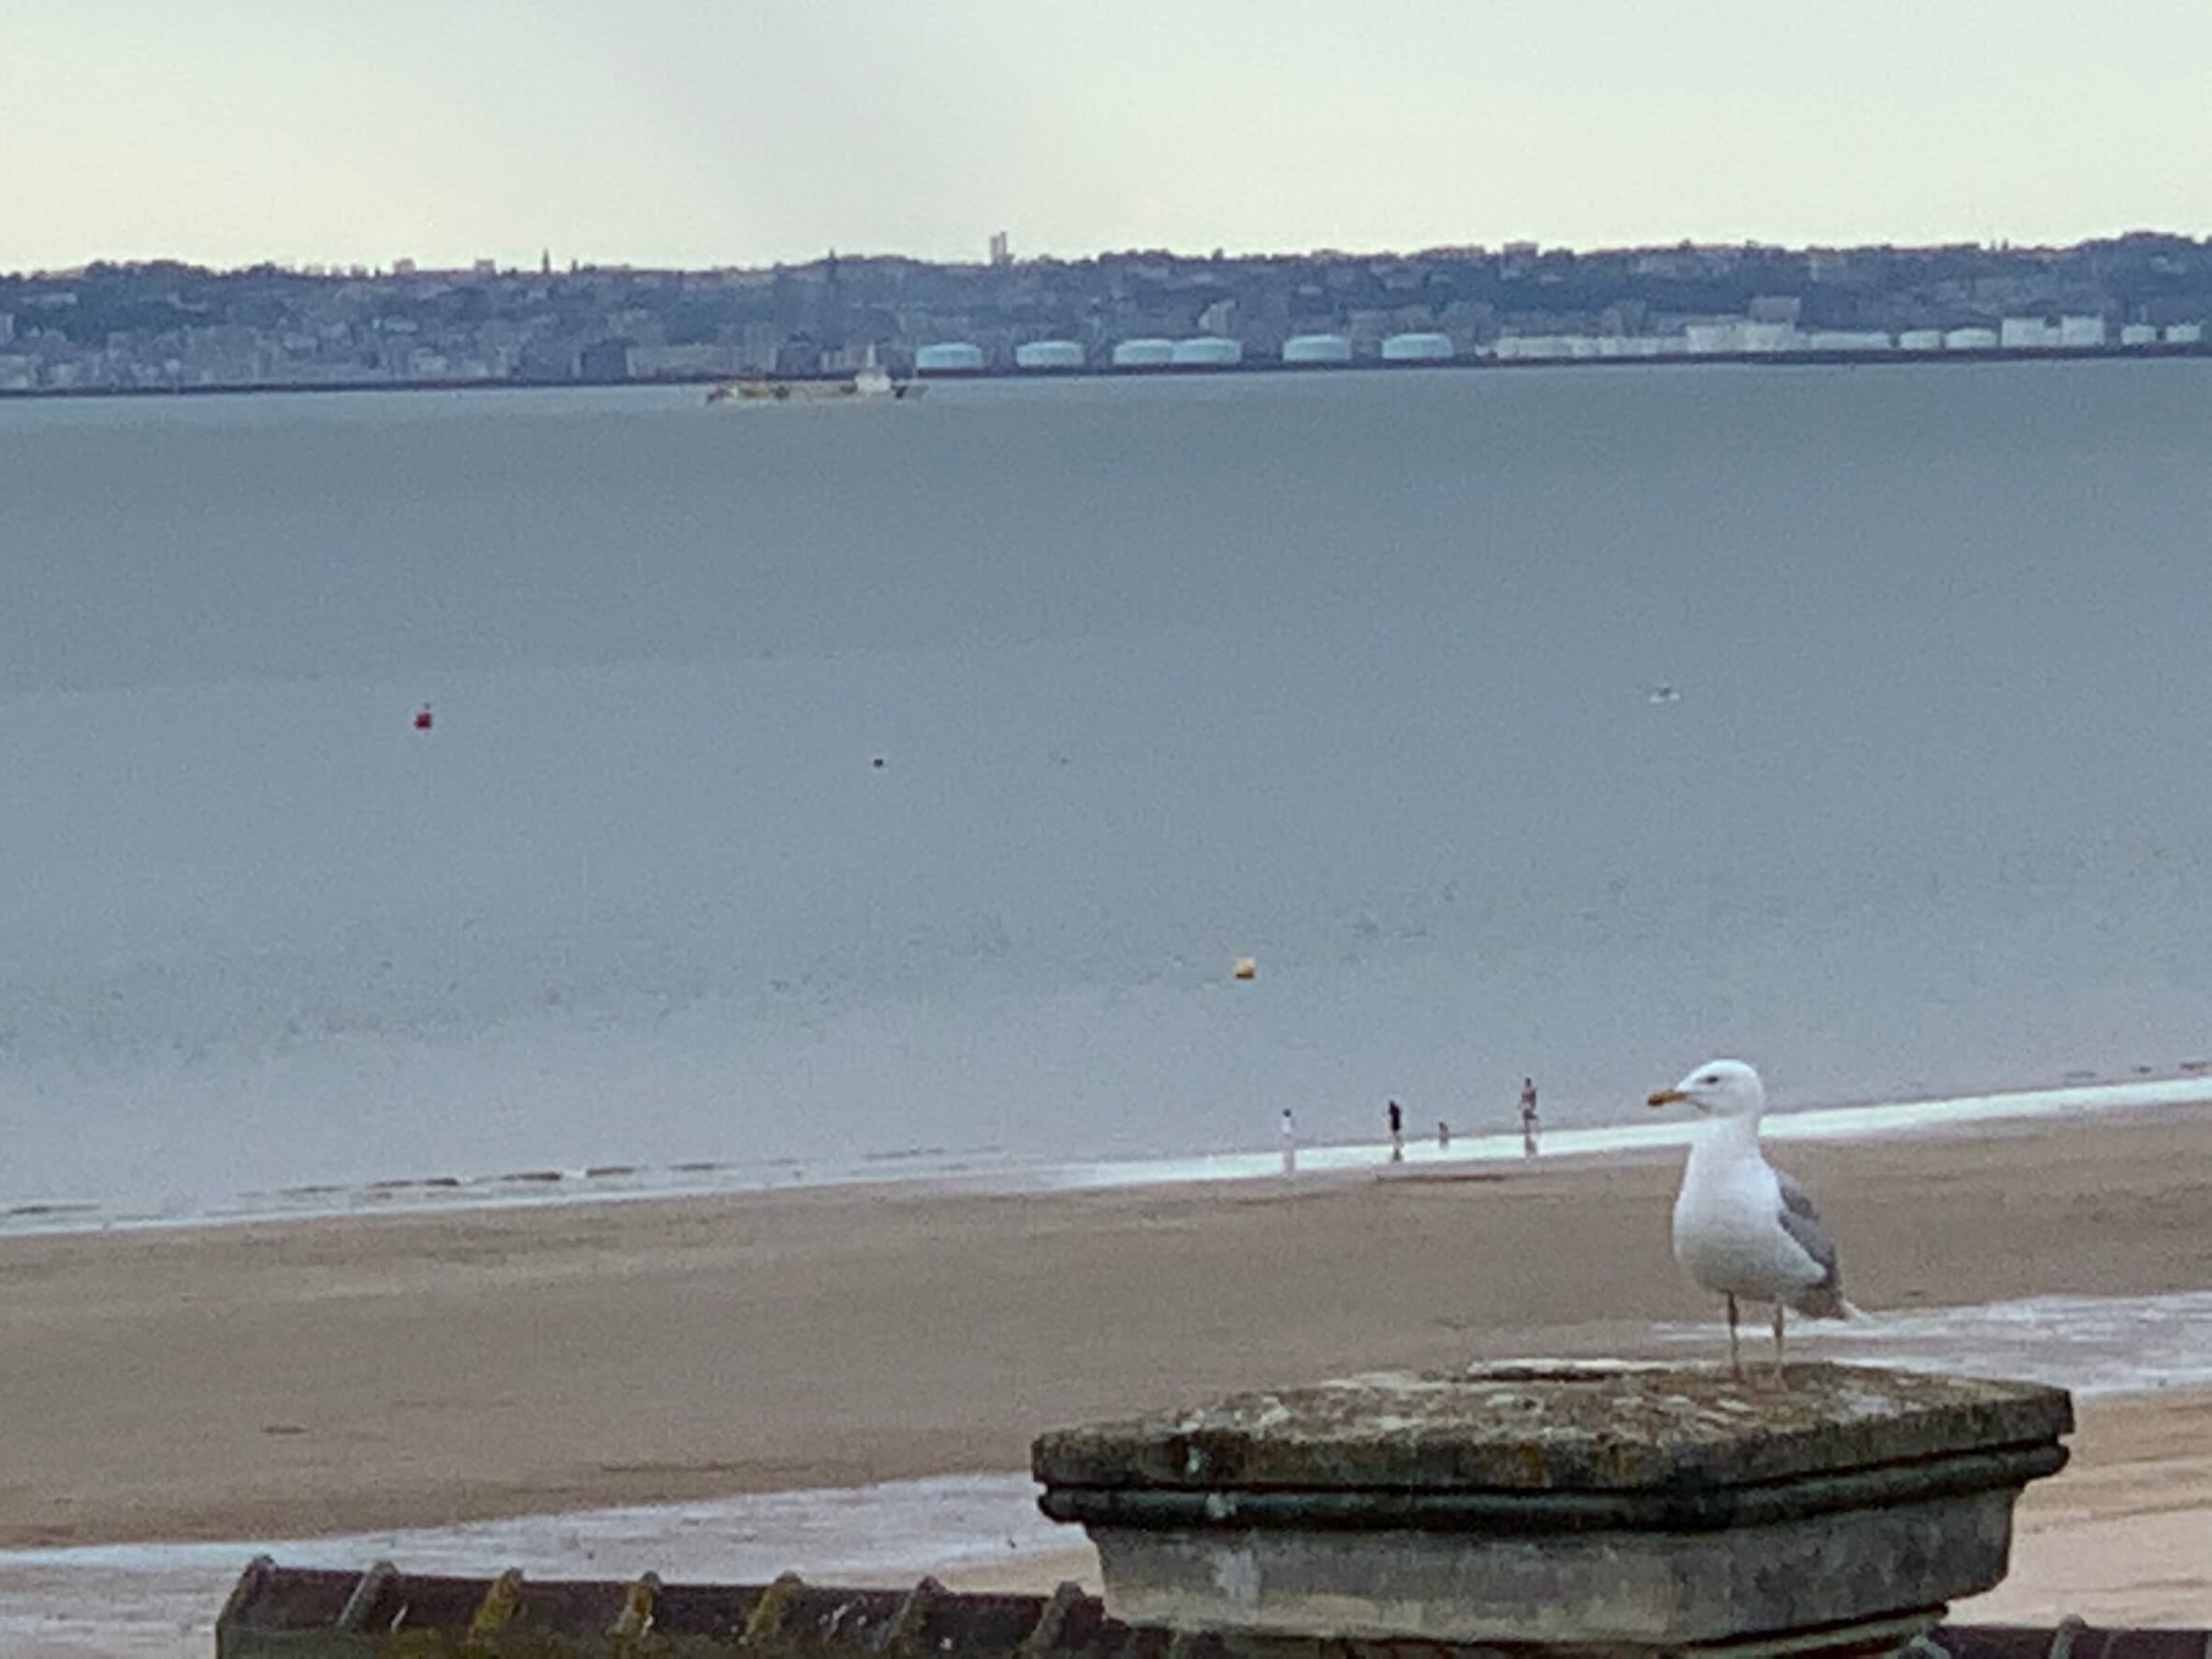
6, 0, 2210, 272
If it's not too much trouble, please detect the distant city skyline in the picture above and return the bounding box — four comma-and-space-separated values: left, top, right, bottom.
9, 236, 2205, 398
6, 0, 2210, 273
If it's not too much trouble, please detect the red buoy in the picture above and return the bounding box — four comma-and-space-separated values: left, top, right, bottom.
413, 705, 434, 732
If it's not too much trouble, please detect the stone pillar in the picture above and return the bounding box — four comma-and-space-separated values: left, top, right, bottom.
1033, 1362, 2073, 1659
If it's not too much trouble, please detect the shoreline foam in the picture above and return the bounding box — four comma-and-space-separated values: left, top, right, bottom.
9, 1072, 2207, 1243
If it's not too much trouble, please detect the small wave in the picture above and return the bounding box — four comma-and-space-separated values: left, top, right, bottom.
863, 1146, 952, 1164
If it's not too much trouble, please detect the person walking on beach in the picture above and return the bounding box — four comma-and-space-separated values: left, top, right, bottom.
1436, 1118, 1451, 1150
1387, 1099, 1404, 1163
1280, 1107, 1298, 1177
1519, 1076, 1540, 1157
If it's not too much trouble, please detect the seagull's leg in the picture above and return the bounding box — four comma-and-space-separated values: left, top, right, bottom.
1771, 1302, 1787, 1386
1726, 1295, 1741, 1379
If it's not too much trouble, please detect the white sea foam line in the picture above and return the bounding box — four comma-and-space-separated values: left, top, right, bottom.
5, 1076, 2207, 1239
1026, 1077, 2212, 1192
0, 1472, 1062, 1658
0, 1470, 1058, 1577
1655, 1290, 2212, 1397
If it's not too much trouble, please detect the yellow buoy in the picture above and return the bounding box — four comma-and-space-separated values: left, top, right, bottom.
1232, 957, 1257, 981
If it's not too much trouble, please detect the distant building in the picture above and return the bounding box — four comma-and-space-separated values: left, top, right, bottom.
736, 320, 784, 371
1380, 331, 1453, 361
627, 342, 735, 378
1014, 340, 1084, 370
576, 340, 630, 380
1802, 329, 1891, 352
1171, 336, 1243, 366
1495, 335, 1559, 359
2058, 314, 2107, 348
2168, 322, 2205, 344
1945, 327, 2000, 350
915, 342, 985, 373
2000, 316, 2058, 349
1112, 338, 1176, 368
988, 231, 1011, 267
1899, 329, 1943, 351
2119, 324, 2160, 345
1281, 333, 1352, 364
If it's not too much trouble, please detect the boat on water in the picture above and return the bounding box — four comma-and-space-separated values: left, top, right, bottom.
706, 351, 924, 406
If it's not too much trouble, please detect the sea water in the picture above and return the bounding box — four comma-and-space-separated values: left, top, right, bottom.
3, 364, 2210, 1219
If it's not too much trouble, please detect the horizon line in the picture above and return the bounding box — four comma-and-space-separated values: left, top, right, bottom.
6, 227, 2208, 284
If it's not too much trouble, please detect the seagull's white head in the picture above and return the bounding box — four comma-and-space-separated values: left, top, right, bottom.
1648, 1058, 1766, 1120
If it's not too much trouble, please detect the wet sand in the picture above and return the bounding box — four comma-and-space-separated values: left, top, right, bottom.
1964, 1387, 2212, 1624
2, 1105, 2207, 1629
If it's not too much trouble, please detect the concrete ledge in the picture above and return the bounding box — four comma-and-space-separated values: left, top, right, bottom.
1034, 1362, 2075, 1651
1043, 1443, 2068, 1535
1089, 1487, 2016, 1643
1034, 1363, 2074, 1495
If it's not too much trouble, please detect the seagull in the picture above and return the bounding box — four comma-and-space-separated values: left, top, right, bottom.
1646, 1059, 1849, 1381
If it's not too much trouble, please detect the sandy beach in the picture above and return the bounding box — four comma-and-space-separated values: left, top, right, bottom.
3, 1107, 2208, 1625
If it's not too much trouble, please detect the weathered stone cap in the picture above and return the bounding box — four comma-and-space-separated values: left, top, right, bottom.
1033, 1361, 2074, 1496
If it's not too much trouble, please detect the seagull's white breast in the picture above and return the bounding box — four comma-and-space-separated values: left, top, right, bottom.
1671, 1144, 1825, 1303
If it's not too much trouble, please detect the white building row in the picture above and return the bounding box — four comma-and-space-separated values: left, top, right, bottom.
1497, 334, 1688, 360
910, 315, 2207, 374
1497, 316, 2205, 360
912, 337, 1253, 371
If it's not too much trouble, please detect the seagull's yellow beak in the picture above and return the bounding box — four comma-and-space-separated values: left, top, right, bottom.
1647, 1086, 1687, 1108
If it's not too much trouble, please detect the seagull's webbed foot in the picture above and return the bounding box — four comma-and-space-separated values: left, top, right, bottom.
1769, 1302, 1788, 1388
1726, 1294, 1742, 1381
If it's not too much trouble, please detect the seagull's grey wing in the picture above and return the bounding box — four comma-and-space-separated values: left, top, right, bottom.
1775, 1168, 1846, 1317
